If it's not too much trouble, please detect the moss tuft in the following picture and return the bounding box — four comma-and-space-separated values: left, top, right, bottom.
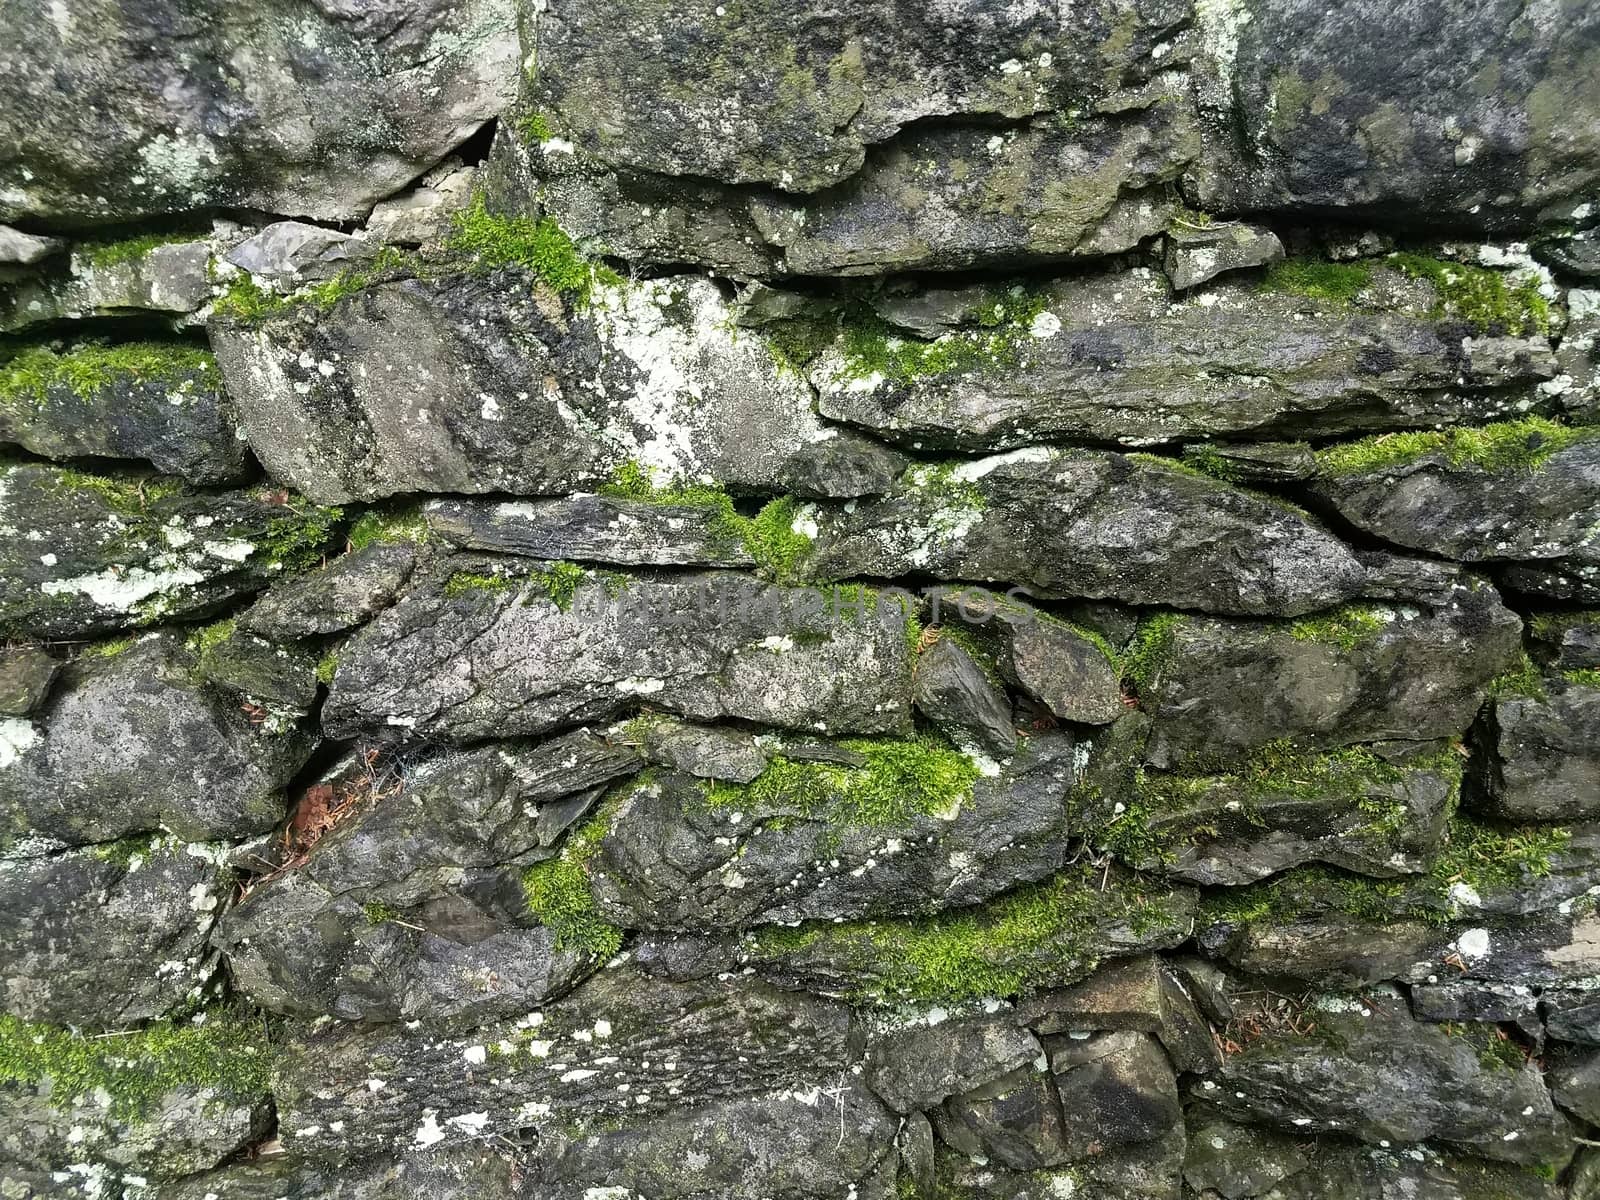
346, 506, 430, 551
80, 634, 138, 661
1179, 443, 1243, 483
518, 112, 553, 142
446, 194, 619, 303
187, 617, 235, 659
1287, 605, 1385, 651
1487, 652, 1547, 701
829, 288, 1050, 385
258, 499, 343, 573
1122, 613, 1183, 693
444, 570, 516, 598
0, 342, 219, 406
315, 651, 338, 686
1564, 667, 1600, 688
1259, 259, 1373, 305
212, 247, 416, 323
1316, 417, 1598, 477
78, 231, 197, 271
1387, 252, 1551, 336
362, 900, 398, 925
521, 786, 630, 959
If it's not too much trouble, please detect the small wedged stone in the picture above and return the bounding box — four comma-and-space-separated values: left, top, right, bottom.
1310, 435, 1600, 565
0, 0, 516, 226
933, 1064, 1067, 1170
1162, 221, 1284, 290
237, 541, 417, 641
0, 238, 216, 333
0, 837, 227, 1027
426, 494, 755, 568
628, 717, 768, 784
197, 626, 320, 710
210, 271, 904, 504
812, 269, 1557, 452
1181, 441, 1317, 483
324, 563, 917, 743
1182, 1117, 1309, 1199
0, 645, 57, 716
0, 225, 62, 266
1195, 993, 1573, 1169
271, 967, 857, 1165
1410, 980, 1542, 1038
801, 451, 1366, 618
1046, 1031, 1182, 1157
0, 343, 248, 483
528, 1081, 897, 1199
1500, 559, 1600, 604
865, 1013, 1042, 1115
217, 736, 639, 1023
1137, 580, 1522, 770
0, 633, 315, 847
224, 222, 379, 288
930, 587, 1123, 725
587, 731, 1076, 930
1469, 677, 1600, 821
0, 462, 341, 640
912, 635, 1018, 759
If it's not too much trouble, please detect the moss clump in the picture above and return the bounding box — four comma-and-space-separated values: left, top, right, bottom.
0, 1007, 274, 1120
0, 342, 219, 405
78, 231, 197, 271
702, 734, 980, 827
80, 634, 138, 661
763, 314, 841, 375
1288, 605, 1386, 651
1316, 416, 1597, 477
1487, 652, 1547, 701
1564, 667, 1600, 688
521, 788, 629, 959
1259, 259, 1373, 305
740, 496, 814, 581
447, 194, 618, 303
315, 651, 338, 686
44, 467, 183, 515
445, 561, 590, 609
749, 865, 1181, 1004
1387, 252, 1551, 336
830, 288, 1050, 385
1122, 613, 1183, 693
89, 832, 162, 868
187, 617, 235, 659
1179, 443, 1243, 483
258, 500, 343, 573
346, 507, 430, 551
362, 900, 398, 925
518, 112, 553, 142
211, 273, 289, 323
1530, 610, 1600, 641
212, 248, 416, 323
444, 570, 516, 598
534, 561, 587, 610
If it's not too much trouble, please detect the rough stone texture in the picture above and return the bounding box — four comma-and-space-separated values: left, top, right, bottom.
0, 0, 517, 225
1531, 611, 1600, 670
813, 267, 1556, 452
225, 222, 378, 288
0, 634, 315, 848
210, 271, 905, 504
913, 634, 1018, 758
803, 450, 1366, 617
325, 563, 917, 742
237, 542, 416, 641
0, 646, 57, 717
1470, 679, 1600, 821
0, 462, 340, 639
1163, 221, 1284, 290
865, 1014, 1041, 1116
0, 238, 217, 332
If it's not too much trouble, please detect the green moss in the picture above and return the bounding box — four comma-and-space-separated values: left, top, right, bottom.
0, 1007, 274, 1120
1487, 652, 1547, 701
187, 617, 235, 659
78, 231, 196, 271
258, 500, 343, 573
739, 497, 813, 582
1530, 610, 1600, 641
1428, 815, 1569, 899
906, 462, 986, 512
1259, 259, 1373, 305
89, 832, 162, 868
1126, 452, 1227, 484
1122, 613, 1183, 693
0, 342, 219, 406
1316, 416, 1597, 477
1387, 252, 1551, 336
535, 561, 587, 611
763, 314, 841, 375
315, 651, 338, 686
521, 786, 630, 959
447, 194, 619, 303
448, 560, 593, 610
702, 733, 980, 828
1178, 443, 1243, 483
938, 623, 1005, 688
345, 506, 430, 551
212, 248, 416, 323
1288, 605, 1386, 651
829, 288, 1049, 385
80, 634, 138, 660
44, 467, 183, 515
363, 900, 398, 925
1564, 667, 1600, 688
211, 273, 290, 323
518, 111, 553, 142
444, 570, 516, 598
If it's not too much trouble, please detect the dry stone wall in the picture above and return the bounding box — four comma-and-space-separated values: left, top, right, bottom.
1, 0, 1600, 1197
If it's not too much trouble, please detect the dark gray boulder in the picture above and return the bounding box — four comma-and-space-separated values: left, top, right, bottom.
210, 271, 904, 504
933, 1064, 1068, 1170
0, 342, 247, 483
0, 0, 516, 225
0, 461, 341, 640
324, 563, 918, 743
1470, 677, 1600, 821
1163, 221, 1284, 290
803, 451, 1366, 618
0, 634, 315, 848
913, 634, 1018, 758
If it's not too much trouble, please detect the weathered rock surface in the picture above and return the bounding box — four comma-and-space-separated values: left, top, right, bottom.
210, 271, 904, 504
586, 732, 1076, 930
1137, 582, 1522, 769
817, 267, 1556, 452
802, 451, 1366, 617
0, 0, 517, 225
237, 541, 416, 641
1194, 994, 1573, 1168
0, 343, 247, 482
865, 1013, 1042, 1116
0, 646, 57, 716
1163, 221, 1284, 290
225, 222, 378, 289
912, 635, 1018, 758
0, 462, 340, 639
1047, 1030, 1182, 1158
0, 238, 217, 332
0, 634, 315, 847
0, 226, 62, 266
1470, 678, 1600, 821
1531, 611, 1600, 670
149, 1147, 522, 1200
0, 838, 225, 1027
325, 563, 917, 742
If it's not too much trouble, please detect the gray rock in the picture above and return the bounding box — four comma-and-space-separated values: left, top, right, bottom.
1541, 231, 1600, 279
0, 462, 341, 640
1310, 434, 1600, 565
237, 541, 417, 642
0, 225, 63, 265
1556, 288, 1600, 427
366, 164, 478, 248
530, 1082, 897, 1199
913, 634, 1017, 758
1530, 610, 1600, 670
0, 837, 226, 1027
1197, 994, 1573, 1168
927, 1132, 1185, 1199
930, 587, 1123, 725
1138, 581, 1522, 769
0, 238, 216, 333
1550, 1047, 1600, 1125
1047, 1031, 1181, 1156
1182, 1118, 1308, 1199
0, 634, 315, 848
813, 269, 1557, 452
1500, 559, 1600, 604
628, 718, 768, 784
0, 341, 247, 483
934, 1064, 1067, 1171
1470, 678, 1600, 820
426, 495, 755, 568
0, 0, 516, 225
1409, 981, 1541, 1037
1547, 989, 1600, 1046
224, 222, 379, 288
1186, 0, 1600, 230
271, 967, 857, 1164
802, 451, 1366, 618
324, 563, 918, 743
198, 626, 320, 710
1182, 441, 1318, 484
866, 1014, 1042, 1115
0, 645, 57, 716
1163, 221, 1284, 290
151, 1147, 522, 1200
210, 271, 905, 504
588, 732, 1075, 930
